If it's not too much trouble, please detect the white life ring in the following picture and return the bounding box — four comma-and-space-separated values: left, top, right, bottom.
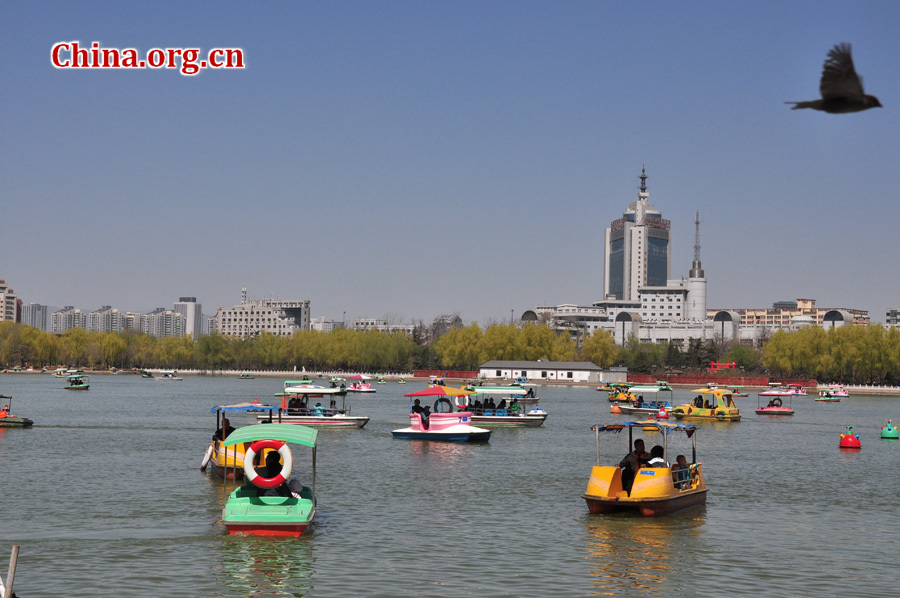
243, 439, 292, 489
200, 443, 214, 471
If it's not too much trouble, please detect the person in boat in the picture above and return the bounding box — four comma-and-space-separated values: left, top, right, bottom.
525, 387, 535, 398
314, 402, 324, 416
256, 451, 303, 498
288, 396, 302, 414
497, 398, 507, 410
692, 395, 704, 408
619, 439, 650, 493
473, 399, 483, 413
648, 445, 668, 468
329, 398, 337, 410
330, 381, 337, 388
671, 454, 690, 489
213, 417, 235, 442
486, 398, 497, 410
421, 405, 431, 428
704, 398, 714, 409
411, 399, 425, 415
509, 398, 520, 413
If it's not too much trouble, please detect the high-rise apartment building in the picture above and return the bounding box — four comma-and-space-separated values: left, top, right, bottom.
174, 296, 203, 339
0, 280, 19, 323
22, 303, 48, 331
51, 306, 87, 332
140, 308, 186, 338
603, 167, 671, 301
88, 306, 125, 332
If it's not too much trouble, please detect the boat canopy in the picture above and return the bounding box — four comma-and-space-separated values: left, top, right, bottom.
67, 374, 89, 380
224, 423, 318, 448
283, 385, 344, 395
628, 385, 672, 394
211, 401, 276, 413
591, 420, 697, 435
468, 387, 529, 396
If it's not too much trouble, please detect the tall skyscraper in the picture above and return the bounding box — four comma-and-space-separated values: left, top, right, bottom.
603, 167, 671, 301
174, 297, 203, 339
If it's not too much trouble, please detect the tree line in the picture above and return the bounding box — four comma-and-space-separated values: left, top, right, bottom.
3, 320, 899, 384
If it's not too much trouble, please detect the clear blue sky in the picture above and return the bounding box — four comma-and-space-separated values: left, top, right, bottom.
2, 1, 899, 325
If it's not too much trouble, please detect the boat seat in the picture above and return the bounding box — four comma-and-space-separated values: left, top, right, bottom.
496, 409, 508, 416
483, 409, 494, 416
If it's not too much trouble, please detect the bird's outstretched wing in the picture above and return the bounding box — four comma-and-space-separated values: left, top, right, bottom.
820, 43, 865, 101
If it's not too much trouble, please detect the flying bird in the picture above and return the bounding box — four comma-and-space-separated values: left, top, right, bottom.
786, 43, 882, 113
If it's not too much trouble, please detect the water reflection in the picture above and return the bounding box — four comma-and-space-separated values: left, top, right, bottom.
583, 509, 706, 595
215, 534, 316, 597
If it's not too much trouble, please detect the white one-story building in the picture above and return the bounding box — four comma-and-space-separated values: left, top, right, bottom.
478, 360, 618, 384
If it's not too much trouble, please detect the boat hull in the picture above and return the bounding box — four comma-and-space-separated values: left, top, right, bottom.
584, 489, 707, 516
469, 414, 547, 427
755, 407, 794, 415
64, 386, 90, 390
223, 486, 315, 537
0, 417, 33, 428
391, 429, 491, 441
257, 414, 369, 428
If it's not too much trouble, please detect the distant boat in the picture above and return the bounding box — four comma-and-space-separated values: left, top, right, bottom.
238, 373, 255, 380
157, 370, 183, 381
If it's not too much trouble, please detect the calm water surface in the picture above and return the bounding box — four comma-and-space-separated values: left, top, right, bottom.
0, 374, 897, 597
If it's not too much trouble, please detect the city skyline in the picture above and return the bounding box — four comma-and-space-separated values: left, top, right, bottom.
2, 3, 899, 325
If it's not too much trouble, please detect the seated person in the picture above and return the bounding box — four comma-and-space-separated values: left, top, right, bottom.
411, 399, 425, 415
497, 399, 507, 409
421, 405, 431, 428
647, 445, 668, 467
704, 399, 714, 409
288, 397, 302, 414
213, 417, 235, 442
256, 451, 303, 498
671, 454, 690, 489
619, 438, 650, 493
509, 398, 520, 412
314, 402, 324, 416
473, 399, 483, 413
525, 388, 535, 398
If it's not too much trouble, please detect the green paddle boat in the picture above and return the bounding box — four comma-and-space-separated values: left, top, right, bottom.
220, 423, 318, 537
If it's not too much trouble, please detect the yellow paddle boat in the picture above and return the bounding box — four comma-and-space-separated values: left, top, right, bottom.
671, 387, 741, 421
583, 419, 707, 516
201, 401, 276, 479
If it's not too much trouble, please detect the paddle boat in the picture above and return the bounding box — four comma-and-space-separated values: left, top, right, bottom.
393, 387, 491, 441
157, 370, 183, 381
377, 376, 387, 385
64, 374, 89, 390
671, 387, 741, 421
756, 389, 794, 415
0, 394, 33, 428
201, 400, 277, 479
818, 384, 849, 401
238, 373, 254, 380
839, 426, 861, 449
220, 423, 318, 537
456, 387, 547, 427
398, 377, 407, 384
604, 383, 636, 403
140, 370, 154, 379
583, 419, 707, 516
725, 385, 749, 397
881, 420, 899, 440
53, 368, 68, 378
786, 383, 808, 396
347, 375, 375, 393
259, 385, 369, 428
616, 385, 674, 416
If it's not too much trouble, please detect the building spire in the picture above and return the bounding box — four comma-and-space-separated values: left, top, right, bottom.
638, 163, 648, 194
690, 210, 704, 278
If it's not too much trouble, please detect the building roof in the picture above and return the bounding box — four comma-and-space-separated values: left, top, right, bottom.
480, 360, 603, 371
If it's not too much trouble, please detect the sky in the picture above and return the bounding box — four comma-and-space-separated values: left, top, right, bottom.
2, 1, 900, 326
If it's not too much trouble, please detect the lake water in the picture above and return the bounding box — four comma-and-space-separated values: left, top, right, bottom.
0, 374, 897, 597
